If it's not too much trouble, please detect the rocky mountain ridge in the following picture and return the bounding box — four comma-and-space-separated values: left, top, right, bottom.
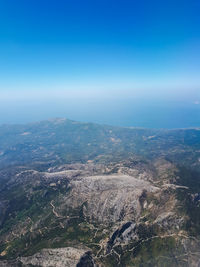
0, 119, 200, 266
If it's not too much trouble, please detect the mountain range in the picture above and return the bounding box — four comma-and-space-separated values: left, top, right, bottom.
0, 118, 200, 266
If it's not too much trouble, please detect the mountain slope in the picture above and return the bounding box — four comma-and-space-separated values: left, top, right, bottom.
0, 119, 200, 266
0, 118, 200, 169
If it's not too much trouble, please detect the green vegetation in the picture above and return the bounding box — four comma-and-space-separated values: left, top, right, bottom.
121, 237, 178, 267
1, 119, 200, 266
0, 119, 200, 169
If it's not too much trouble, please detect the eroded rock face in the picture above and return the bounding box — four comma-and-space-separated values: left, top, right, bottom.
1, 160, 200, 267
63, 174, 159, 224
20, 247, 89, 267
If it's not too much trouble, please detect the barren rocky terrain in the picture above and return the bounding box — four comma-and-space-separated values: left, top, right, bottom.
0, 119, 200, 266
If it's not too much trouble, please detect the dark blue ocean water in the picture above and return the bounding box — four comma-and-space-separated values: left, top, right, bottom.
0, 98, 200, 129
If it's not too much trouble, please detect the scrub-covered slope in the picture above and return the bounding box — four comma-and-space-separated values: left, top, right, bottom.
0, 119, 200, 266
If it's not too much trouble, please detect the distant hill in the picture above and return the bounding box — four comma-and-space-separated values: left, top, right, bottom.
0, 118, 200, 169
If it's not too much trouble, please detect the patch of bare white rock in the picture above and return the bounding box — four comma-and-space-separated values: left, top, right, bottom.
20, 247, 88, 267
64, 174, 159, 224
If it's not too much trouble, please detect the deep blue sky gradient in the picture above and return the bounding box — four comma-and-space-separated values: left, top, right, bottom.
0, 0, 200, 127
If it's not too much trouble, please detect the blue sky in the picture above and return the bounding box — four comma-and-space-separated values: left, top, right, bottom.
0, 0, 200, 126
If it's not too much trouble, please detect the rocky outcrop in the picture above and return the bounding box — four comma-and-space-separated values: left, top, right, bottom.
20, 247, 90, 267
62, 174, 159, 224
1, 159, 200, 266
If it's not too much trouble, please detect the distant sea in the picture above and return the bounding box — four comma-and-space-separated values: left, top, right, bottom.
1, 98, 200, 129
